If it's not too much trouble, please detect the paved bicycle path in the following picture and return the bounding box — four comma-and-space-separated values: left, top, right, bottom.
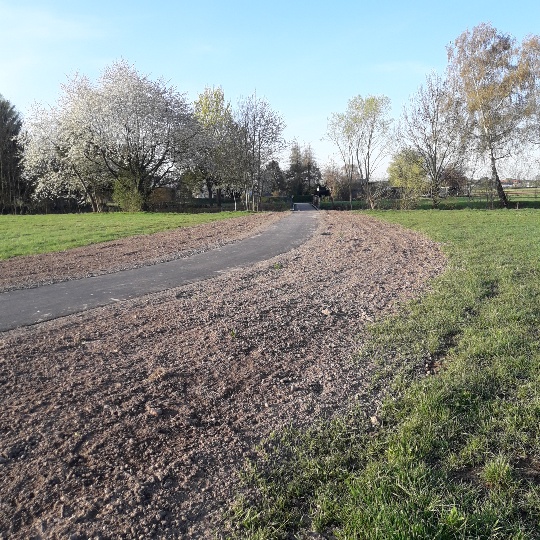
0, 205, 319, 332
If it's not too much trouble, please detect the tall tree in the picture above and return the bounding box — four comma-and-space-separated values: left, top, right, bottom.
322, 160, 347, 201
194, 86, 238, 206
263, 160, 286, 196
522, 36, 540, 146
286, 141, 305, 196
348, 95, 393, 183
23, 102, 112, 212
235, 92, 285, 210
0, 95, 27, 213
447, 23, 539, 208
285, 142, 322, 197
400, 72, 469, 207
327, 111, 355, 208
327, 95, 392, 208
23, 60, 197, 211
301, 144, 321, 193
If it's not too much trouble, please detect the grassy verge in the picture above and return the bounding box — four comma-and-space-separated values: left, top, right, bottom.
227, 209, 540, 539
0, 211, 250, 260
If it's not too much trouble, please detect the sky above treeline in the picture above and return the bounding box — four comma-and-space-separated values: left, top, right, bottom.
1, 0, 539, 176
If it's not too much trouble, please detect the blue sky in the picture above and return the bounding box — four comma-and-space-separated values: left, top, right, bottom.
1, 0, 539, 174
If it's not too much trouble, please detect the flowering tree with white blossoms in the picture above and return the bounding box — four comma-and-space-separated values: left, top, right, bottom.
22, 60, 198, 211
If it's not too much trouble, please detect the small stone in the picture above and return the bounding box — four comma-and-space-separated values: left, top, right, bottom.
146, 404, 162, 417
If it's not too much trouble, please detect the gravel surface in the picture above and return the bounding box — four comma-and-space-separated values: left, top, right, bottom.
0, 211, 445, 539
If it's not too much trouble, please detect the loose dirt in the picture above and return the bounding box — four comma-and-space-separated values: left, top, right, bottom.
0, 211, 445, 539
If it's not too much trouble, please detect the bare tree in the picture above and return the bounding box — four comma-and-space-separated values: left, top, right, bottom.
400, 72, 469, 207
327, 111, 356, 209
348, 95, 393, 183
447, 23, 539, 208
322, 160, 348, 202
235, 92, 285, 210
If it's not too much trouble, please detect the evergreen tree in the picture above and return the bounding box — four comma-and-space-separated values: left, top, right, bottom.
286, 142, 321, 196
0, 95, 29, 213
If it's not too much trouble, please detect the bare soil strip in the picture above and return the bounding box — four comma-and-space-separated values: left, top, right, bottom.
0, 212, 445, 539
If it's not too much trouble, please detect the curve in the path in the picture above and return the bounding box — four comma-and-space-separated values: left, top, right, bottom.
0, 206, 319, 332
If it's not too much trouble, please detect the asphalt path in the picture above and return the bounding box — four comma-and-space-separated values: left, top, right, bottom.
0, 204, 319, 332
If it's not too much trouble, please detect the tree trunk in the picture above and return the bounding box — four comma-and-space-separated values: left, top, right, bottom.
206, 180, 213, 206
89, 193, 99, 213
431, 183, 440, 208
217, 188, 222, 211
490, 151, 509, 208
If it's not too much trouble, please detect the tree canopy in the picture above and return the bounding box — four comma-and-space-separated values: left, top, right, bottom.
0, 95, 28, 213
23, 61, 198, 211
327, 94, 392, 207
11, 22, 540, 213
447, 23, 540, 207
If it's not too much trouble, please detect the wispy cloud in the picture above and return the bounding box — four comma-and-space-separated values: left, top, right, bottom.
0, 2, 105, 43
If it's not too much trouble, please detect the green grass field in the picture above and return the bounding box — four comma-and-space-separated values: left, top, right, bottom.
0, 211, 250, 260
319, 190, 540, 212
229, 209, 540, 539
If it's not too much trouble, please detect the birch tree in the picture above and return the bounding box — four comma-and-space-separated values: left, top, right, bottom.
447, 23, 539, 208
